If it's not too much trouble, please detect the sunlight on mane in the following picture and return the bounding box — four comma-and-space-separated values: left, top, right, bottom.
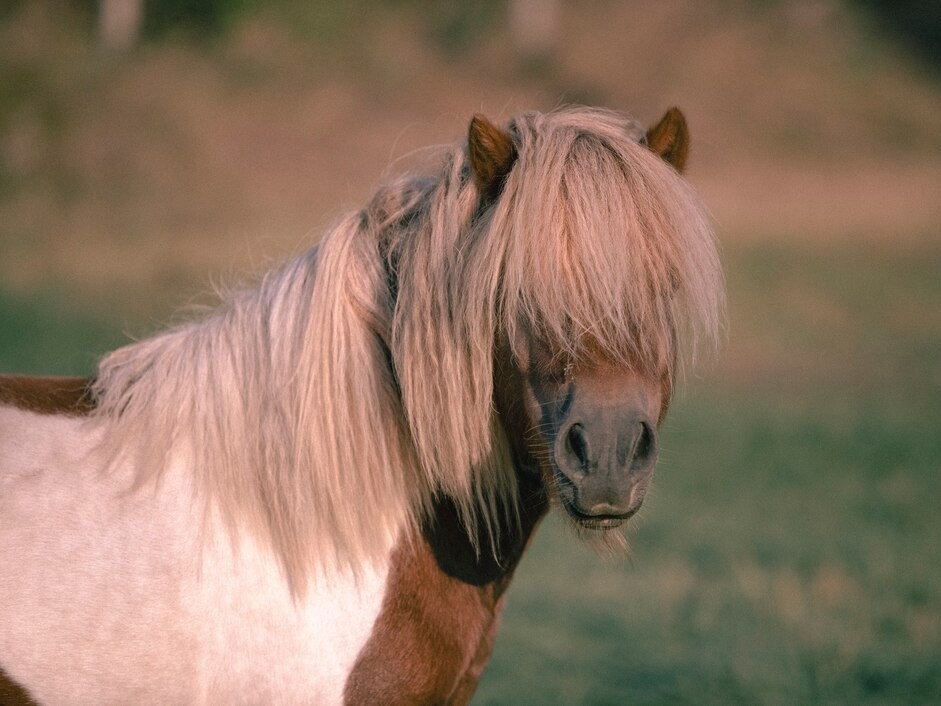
89, 107, 723, 592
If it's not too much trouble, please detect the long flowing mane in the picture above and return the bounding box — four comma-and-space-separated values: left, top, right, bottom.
89, 107, 722, 591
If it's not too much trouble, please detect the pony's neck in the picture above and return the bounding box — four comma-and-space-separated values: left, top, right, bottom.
421, 465, 547, 587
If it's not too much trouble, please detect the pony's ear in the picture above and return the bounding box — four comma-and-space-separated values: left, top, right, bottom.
645, 107, 689, 173
468, 114, 517, 200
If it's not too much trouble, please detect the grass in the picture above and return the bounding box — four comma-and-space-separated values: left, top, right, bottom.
1, 238, 939, 703
0, 286, 130, 376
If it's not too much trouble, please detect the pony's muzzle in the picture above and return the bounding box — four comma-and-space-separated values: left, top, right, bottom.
556, 412, 659, 525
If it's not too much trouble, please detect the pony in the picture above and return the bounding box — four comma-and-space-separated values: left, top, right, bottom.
0, 106, 723, 705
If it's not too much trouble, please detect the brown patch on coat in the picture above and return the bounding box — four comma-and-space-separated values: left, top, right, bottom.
341, 535, 505, 705
0, 668, 40, 706
344, 473, 547, 705
0, 376, 95, 416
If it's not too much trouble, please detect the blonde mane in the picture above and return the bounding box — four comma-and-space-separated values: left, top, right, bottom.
90, 107, 722, 592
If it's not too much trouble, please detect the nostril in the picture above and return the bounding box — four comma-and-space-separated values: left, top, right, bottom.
566, 423, 590, 469
631, 421, 658, 470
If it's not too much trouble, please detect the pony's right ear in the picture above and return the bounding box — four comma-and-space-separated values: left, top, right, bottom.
468, 114, 517, 200
645, 107, 690, 173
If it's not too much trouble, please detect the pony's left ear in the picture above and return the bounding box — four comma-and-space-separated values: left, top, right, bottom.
468, 114, 517, 200
645, 107, 689, 173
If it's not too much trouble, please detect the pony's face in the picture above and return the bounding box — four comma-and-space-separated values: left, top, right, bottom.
495, 335, 667, 532
467, 107, 701, 534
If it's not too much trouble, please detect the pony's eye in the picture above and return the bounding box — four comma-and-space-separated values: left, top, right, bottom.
544, 359, 573, 385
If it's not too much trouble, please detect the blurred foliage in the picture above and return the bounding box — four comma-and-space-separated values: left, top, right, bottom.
67, 0, 256, 39
241, 0, 502, 53
0, 0, 23, 22
851, 0, 940, 68
415, 0, 503, 55
142, 0, 259, 37
131, 0, 941, 69
57, 0, 500, 48
64, 0, 502, 51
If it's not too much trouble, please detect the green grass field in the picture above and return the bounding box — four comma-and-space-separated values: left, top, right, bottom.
2, 237, 939, 703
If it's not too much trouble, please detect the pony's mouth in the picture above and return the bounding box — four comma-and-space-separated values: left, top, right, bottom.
560, 496, 637, 530
549, 466, 642, 530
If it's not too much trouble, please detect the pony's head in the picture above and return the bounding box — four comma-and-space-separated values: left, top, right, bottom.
379, 106, 722, 550
459, 108, 721, 542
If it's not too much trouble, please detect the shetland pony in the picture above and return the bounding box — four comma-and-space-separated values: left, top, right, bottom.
0, 107, 722, 705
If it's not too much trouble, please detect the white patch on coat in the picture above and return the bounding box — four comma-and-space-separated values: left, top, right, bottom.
0, 405, 390, 705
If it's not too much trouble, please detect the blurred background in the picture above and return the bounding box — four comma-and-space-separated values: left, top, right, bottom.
2, 0, 939, 702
